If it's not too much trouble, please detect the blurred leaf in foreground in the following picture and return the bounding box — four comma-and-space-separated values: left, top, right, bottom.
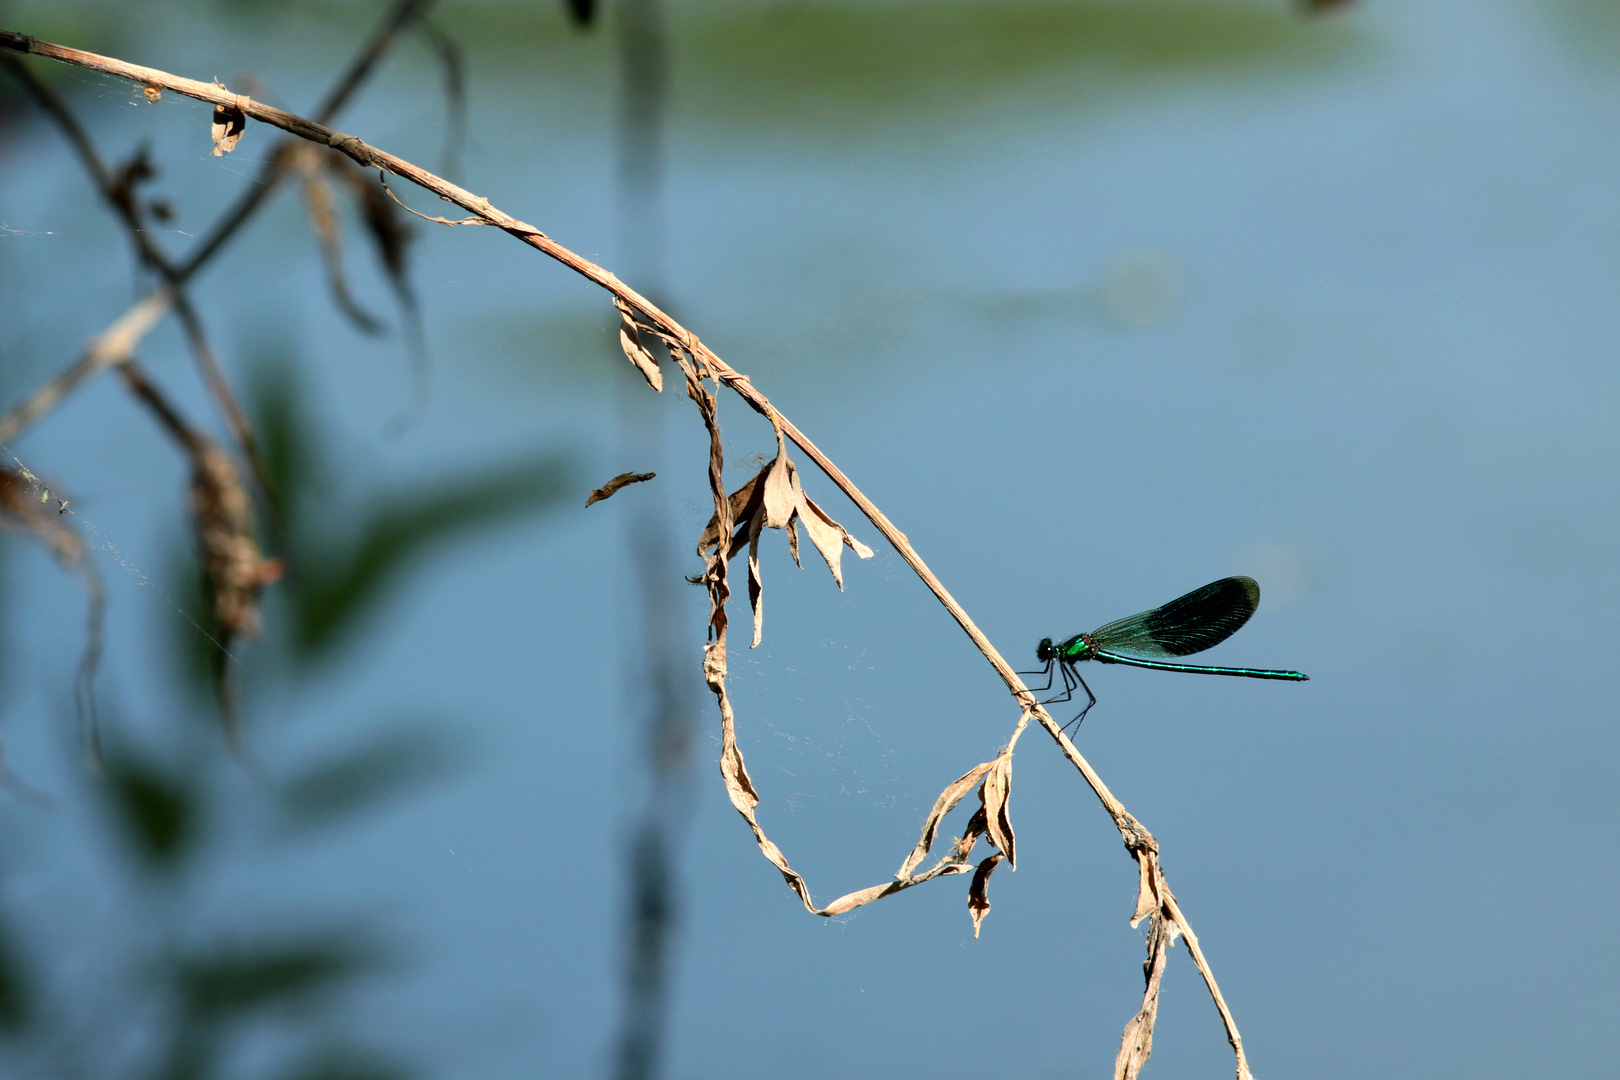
270, 1045, 413, 1080
292, 453, 572, 659
101, 749, 197, 870
0, 915, 33, 1034
277, 724, 454, 834
248, 361, 573, 663
680, 0, 1368, 133
178, 936, 379, 1019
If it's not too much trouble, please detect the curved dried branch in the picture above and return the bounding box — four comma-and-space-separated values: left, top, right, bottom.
0, 31, 1257, 1076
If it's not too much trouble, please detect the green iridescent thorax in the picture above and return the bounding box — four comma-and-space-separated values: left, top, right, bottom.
1058, 634, 1094, 662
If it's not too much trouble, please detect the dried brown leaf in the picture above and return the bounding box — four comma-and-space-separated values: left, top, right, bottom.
1114, 914, 1174, 1080
821, 882, 902, 916
695, 470, 763, 557
954, 806, 988, 861
717, 734, 758, 815
715, 660, 820, 913
116, 364, 278, 641
1131, 854, 1162, 928
613, 298, 663, 392
210, 101, 246, 156
760, 431, 797, 530
968, 854, 1004, 938
330, 154, 415, 307
897, 760, 996, 878
980, 751, 1016, 868
746, 509, 766, 649
784, 516, 801, 567
796, 485, 873, 589
584, 471, 655, 507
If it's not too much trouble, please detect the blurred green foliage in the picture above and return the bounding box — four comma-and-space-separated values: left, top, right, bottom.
277, 724, 451, 834
421, 0, 1365, 137
103, 749, 197, 867
14, 348, 570, 1076
178, 937, 381, 1019
156, 934, 390, 1080
1547, 0, 1620, 57
678, 0, 1362, 130
269, 1047, 411, 1080
0, 918, 32, 1035
250, 361, 572, 664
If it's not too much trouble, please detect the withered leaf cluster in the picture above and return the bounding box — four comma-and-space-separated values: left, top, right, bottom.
650, 334, 1023, 935
697, 428, 873, 648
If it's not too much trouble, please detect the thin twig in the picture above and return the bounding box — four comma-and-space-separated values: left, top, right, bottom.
0, 286, 175, 446
0, 31, 1256, 1077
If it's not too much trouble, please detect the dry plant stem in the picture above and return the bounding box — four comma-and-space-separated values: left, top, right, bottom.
0, 33, 1254, 1079
0, 0, 435, 448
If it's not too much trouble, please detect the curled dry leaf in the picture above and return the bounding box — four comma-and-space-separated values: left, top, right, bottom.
584, 470, 655, 507
954, 805, 988, 861
210, 100, 246, 156
613, 297, 663, 392
1114, 913, 1174, 1080
968, 853, 1004, 938
980, 751, 1016, 868
897, 760, 996, 877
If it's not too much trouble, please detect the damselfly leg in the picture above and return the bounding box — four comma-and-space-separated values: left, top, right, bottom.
1016, 656, 1057, 697
1058, 667, 1098, 737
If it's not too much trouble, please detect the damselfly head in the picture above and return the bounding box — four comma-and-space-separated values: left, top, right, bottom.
1035, 637, 1055, 663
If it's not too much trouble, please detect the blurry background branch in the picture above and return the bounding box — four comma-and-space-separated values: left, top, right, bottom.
0, 0, 437, 453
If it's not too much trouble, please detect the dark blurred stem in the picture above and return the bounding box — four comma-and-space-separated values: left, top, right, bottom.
613, 1, 687, 1079
616, 513, 693, 1080
616, 0, 666, 291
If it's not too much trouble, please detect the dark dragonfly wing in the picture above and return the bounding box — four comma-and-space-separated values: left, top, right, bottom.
1087, 576, 1261, 659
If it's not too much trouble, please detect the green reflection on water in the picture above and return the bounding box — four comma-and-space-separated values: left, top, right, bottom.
439, 0, 1365, 134
679, 0, 1362, 131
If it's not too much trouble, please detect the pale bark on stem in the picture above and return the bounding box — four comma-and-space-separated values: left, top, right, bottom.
0, 31, 1254, 1078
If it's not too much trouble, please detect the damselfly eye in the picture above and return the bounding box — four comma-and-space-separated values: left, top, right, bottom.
1035, 638, 1054, 662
